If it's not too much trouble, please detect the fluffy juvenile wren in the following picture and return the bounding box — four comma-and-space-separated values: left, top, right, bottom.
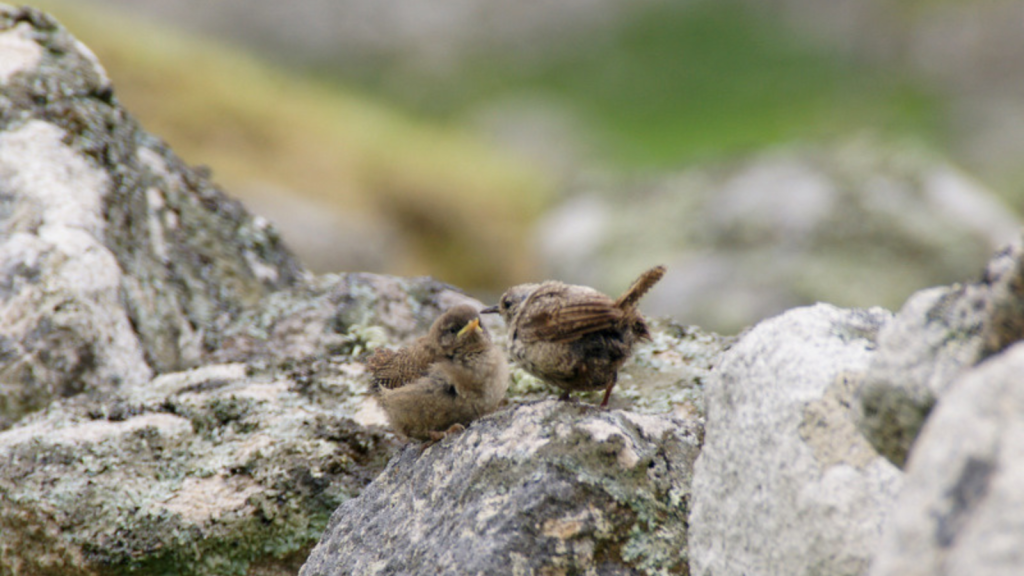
365, 305, 474, 391
368, 305, 509, 441
482, 265, 665, 407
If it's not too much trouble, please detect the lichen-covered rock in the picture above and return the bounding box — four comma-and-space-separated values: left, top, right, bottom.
0, 265, 495, 576
0, 361, 398, 576
0, 7, 495, 575
503, 318, 732, 417
209, 271, 479, 364
537, 139, 1021, 334
689, 304, 903, 576
857, 238, 1024, 467
870, 341, 1024, 576
0, 5, 304, 429
299, 400, 702, 576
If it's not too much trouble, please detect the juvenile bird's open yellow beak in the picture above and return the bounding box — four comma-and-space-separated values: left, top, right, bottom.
457, 317, 482, 338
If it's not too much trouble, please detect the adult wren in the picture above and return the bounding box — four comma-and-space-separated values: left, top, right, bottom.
482, 265, 665, 407
368, 305, 509, 441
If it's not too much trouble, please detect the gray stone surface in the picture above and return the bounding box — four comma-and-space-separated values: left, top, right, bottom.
0, 5, 303, 430
689, 304, 903, 576
300, 399, 702, 576
537, 140, 1021, 334
503, 318, 732, 417
0, 267, 491, 576
0, 8, 480, 575
870, 342, 1024, 576
0, 361, 397, 576
857, 238, 1024, 467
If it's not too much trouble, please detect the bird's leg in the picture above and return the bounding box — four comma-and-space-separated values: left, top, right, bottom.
425, 423, 466, 444
599, 374, 618, 408
443, 423, 466, 437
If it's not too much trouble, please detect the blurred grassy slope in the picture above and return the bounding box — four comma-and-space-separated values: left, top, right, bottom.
356, 2, 945, 170
24, 0, 952, 294
26, 0, 552, 291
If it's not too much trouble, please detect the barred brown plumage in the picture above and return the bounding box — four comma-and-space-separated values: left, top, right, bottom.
482, 266, 665, 407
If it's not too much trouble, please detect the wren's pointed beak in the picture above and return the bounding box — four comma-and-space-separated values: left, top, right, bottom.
480, 305, 499, 314
457, 317, 482, 338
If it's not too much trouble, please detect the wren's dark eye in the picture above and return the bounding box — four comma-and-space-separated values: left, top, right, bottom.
447, 324, 460, 334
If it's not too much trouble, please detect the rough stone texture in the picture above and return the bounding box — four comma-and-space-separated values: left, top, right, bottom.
870, 341, 1024, 576
209, 271, 480, 365
0, 264, 483, 576
503, 318, 732, 418
0, 362, 398, 576
857, 238, 1024, 467
0, 272, 712, 576
689, 304, 903, 576
300, 400, 702, 576
0, 8, 488, 575
537, 139, 1021, 333
0, 5, 304, 429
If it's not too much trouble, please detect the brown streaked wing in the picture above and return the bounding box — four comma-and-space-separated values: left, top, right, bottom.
367, 347, 429, 391
519, 298, 621, 343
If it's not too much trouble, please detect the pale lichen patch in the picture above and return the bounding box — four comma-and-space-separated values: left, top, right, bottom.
0, 121, 108, 233
353, 397, 388, 428
145, 187, 171, 262
232, 380, 290, 403
620, 411, 679, 441
800, 372, 881, 470
542, 516, 583, 540
0, 22, 41, 83
59, 412, 192, 445
131, 364, 248, 403
158, 474, 261, 524
578, 419, 641, 469
0, 412, 190, 448
233, 434, 274, 465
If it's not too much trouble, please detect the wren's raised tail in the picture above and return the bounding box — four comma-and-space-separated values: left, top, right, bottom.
367, 305, 509, 441
482, 265, 665, 407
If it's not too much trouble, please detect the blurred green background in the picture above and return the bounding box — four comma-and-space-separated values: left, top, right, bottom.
22, 0, 1024, 330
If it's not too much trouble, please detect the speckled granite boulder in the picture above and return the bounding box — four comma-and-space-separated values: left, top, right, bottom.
299, 400, 702, 576
0, 5, 304, 430
0, 6, 475, 575
857, 237, 1024, 467
870, 342, 1024, 576
0, 362, 397, 576
0, 267, 485, 576
689, 304, 903, 576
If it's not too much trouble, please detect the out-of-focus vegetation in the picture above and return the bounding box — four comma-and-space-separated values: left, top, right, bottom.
25, 0, 971, 296
28, 0, 552, 291
347, 2, 945, 170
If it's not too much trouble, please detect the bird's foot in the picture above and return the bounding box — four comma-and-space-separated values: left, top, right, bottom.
425, 423, 467, 445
